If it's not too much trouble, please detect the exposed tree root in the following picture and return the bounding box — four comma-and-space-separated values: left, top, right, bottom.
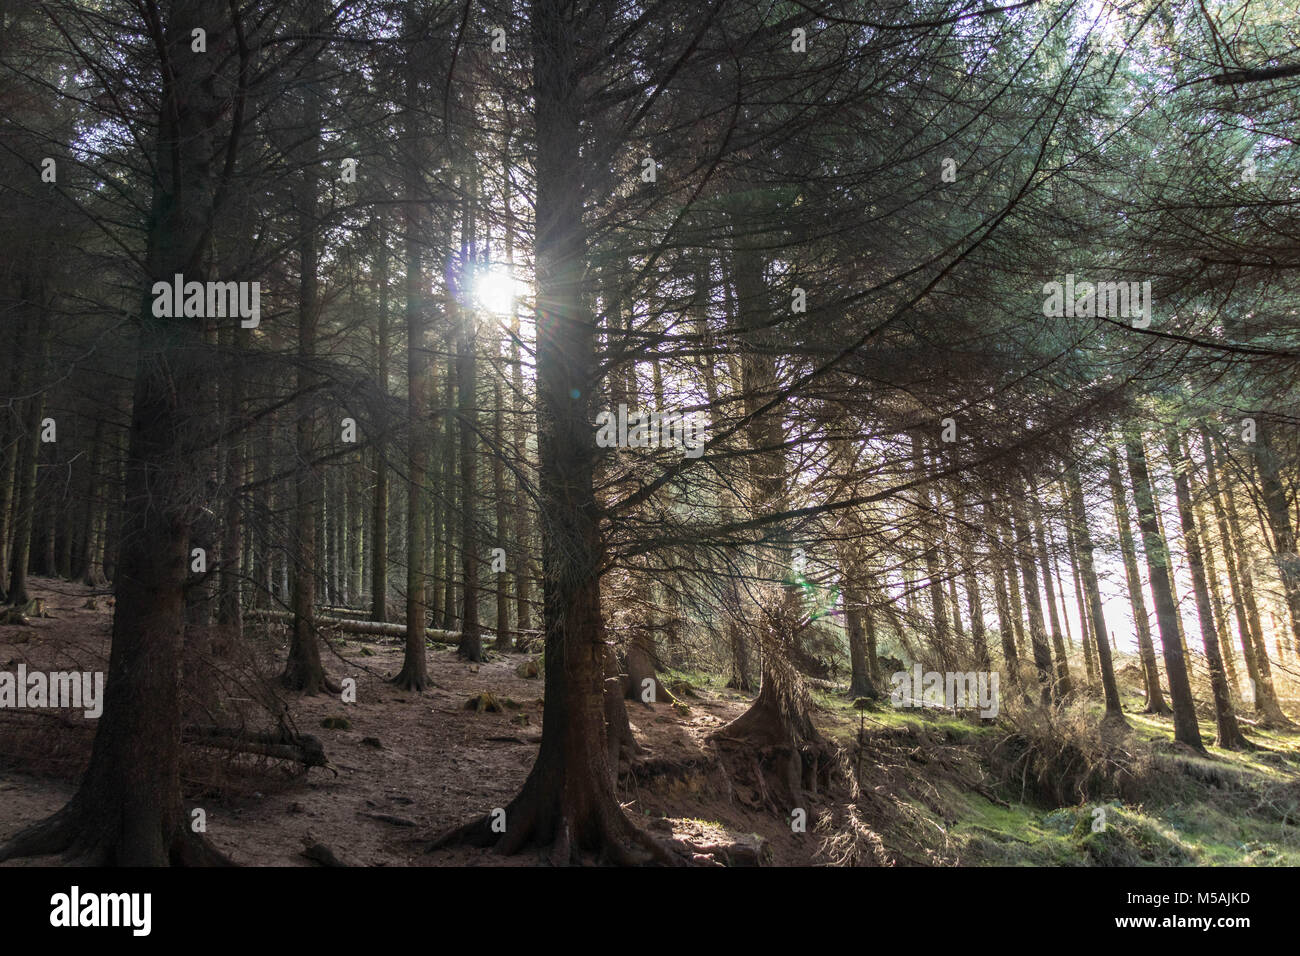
0, 801, 235, 866
428, 781, 692, 866
390, 665, 429, 693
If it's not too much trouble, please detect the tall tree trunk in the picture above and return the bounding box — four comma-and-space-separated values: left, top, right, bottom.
1065, 463, 1125, 719
1166, 431, 1246, 748
493, 374, 512, 651
0, 0, 235, 864
1009, 489, 1057, 702
441, 349, 457, 630
7, 296, 48, 605
1107, 444, 1169, 713
1063, 484, 1096, 684
217, 322, 247, 630
281, 55, 332, 695
995, 500, 1029, 658
371, 218, 390, 621
1125, 435, 1204, 751
1203, 426, 1292, 726
505, 129, 534, 648
395, 56, 431, 690
457, 165, 482, 663
1032, 493, 1072, 695
436, 1, 670, 862
988, 502, 1020, 675
1252, 416, 1300, 656
1189, 458, 1240, 698
712, 211, 820, 766
954, 484, 989, 670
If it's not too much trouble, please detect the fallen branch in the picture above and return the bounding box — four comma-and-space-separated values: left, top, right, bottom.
182, 725, 335, 774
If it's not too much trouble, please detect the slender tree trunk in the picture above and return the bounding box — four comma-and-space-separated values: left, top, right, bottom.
441, 349, 457, 630
371, 219, 390, 621
1189, 459, 1239, 698
493, 375, 512, 651
1009, 489, 1057, 702
217, 323, 247, 630
1032, 493, 1072, 695
1065, 463, 1125, 719
988, 503, 1020, 674
282, 54, 331, 695
456, 166, 482, 663
1107, 444, 1169, 713
1204, 426, 1291, 725
955, 487, 989, 670
1166, 431, 1246, 748
395, 58, 431, 690
1125, 435, 1204, 750
504, 129, 534, 649
7, 296, 48, 605
1253, 416, 1300, 656
1063, 486, 1096, 684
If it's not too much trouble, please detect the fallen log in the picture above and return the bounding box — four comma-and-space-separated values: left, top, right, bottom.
249, 609, 541, 646
182, 725, 333, 773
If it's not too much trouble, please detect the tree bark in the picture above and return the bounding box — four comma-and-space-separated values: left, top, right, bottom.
1107, 444, 1169, 713
1065, 463, 1125, 719
0, 0, 236, 864
395, 52, 432, 690
371, 218, 390, 622
456, 162, 482, 663
1166, 430, 1246, 748
1125, 435, 1204, 751
435, 0, 672, 863
281, 46, 332, 695
1032, 493, 1072, 695
1009, 488, 1057, 702
1203, 425, 1292, 726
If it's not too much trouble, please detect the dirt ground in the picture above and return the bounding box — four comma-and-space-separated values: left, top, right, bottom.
0, 578, 824, 866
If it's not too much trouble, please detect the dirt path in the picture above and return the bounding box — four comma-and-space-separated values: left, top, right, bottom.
1, 578, 815, 866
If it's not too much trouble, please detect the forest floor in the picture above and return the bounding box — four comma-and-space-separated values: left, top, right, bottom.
2, 577, 1300, 866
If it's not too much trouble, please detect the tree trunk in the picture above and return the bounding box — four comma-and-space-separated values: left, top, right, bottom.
1065, 463, 1125, 719
395, 56, 431, 690
282, 39, 332, 695
493, 375, 512, 651
0, 0, 235, 865
1166, 431, 1246, 748
371, 218, 390, 621
1252, 416, 1300, 657
1125, 435, 1204, 750
1009, 489, 1057, 702
1063, 482, 1096, 685
441, 349, 458, 630
988, 503, 1020, 674
456, 164, 482, 663
843, 582, 879, 698
435, 1, 672, 863
1203, 425, 1292, 726
1031, 493, 1072, 695
1107, 444, 1170, 713
7, 297, 48, 605
217, 322, 247, 630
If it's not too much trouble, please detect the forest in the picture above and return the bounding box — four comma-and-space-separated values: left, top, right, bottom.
0, 0, 1298, 875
